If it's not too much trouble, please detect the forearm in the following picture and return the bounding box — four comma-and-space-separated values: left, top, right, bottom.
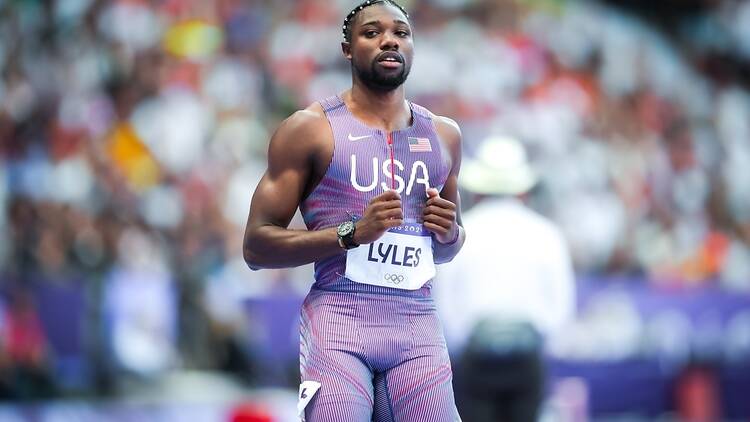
243, 224, 342, 270
433, 225, 465, 264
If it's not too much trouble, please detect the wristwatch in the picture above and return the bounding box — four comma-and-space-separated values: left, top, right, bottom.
336, 220, 359, 250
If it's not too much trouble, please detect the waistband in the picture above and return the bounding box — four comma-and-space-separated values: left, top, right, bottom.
310, 276, 433, 298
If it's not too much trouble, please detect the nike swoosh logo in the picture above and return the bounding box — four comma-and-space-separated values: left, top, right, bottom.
348, 133, 372, 141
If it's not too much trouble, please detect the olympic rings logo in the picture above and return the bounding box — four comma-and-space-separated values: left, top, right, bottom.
384, 273, 405, 284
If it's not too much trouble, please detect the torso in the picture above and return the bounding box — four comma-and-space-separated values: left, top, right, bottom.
299, 94, 453, 292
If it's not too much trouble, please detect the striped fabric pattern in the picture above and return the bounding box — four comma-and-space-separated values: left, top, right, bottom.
299, 95, 450, 293
300, 288, 461, 421
296, 95, 460, 420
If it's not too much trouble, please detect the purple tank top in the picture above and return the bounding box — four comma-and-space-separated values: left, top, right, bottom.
299, 95, 450, 293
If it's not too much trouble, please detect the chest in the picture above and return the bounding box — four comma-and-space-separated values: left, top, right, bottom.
333, 131, 447, 197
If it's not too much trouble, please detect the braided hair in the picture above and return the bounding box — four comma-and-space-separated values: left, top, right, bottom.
342, 0, 409, 43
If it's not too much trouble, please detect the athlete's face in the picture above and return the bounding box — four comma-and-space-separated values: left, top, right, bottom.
343, 4, 414, 91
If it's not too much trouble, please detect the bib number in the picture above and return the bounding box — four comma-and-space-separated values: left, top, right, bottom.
345, 222, 435, 290
297, 380, 321, 420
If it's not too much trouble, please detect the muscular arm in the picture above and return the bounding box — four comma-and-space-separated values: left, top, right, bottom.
428, 116, 466, 264
242, 107, 342, 270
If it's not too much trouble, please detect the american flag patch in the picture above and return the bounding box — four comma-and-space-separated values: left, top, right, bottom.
408, 137, 432, 152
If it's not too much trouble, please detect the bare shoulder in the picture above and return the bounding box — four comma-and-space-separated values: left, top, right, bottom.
430, 113, 462, 157
299, 102, 328, 124
269, 102, 330, 155
430, 112, 461, 143
275, 102, 328, 139
433, 114, 462, 137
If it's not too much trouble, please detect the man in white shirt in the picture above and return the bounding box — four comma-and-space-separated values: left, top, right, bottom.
435, 136, 576, 422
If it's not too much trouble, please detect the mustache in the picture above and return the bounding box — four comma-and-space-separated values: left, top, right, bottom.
375, 51, 404, 63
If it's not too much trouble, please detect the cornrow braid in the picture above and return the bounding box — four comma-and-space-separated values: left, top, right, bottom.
342, 0, 409, 42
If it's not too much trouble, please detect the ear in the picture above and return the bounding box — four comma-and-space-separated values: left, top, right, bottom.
341, 41, 352, 60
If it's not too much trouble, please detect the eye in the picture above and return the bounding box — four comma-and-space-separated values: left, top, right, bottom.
364, 30, 379, 38
395, 30, 410, 38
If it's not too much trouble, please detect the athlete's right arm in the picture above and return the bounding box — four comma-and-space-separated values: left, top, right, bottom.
242, 109, 404, 270
242, 109, 342, 270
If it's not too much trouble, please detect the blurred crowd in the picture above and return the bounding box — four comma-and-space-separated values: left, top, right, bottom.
1, 0, 749, 401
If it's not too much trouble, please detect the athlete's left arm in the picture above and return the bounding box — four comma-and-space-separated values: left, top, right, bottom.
424, 115, 465, 264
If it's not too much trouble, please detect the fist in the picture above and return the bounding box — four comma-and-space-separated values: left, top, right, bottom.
354, 190, 404, 245
423, 188, 457, 244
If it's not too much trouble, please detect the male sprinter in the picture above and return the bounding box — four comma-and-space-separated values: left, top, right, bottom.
243, 1, 465, 420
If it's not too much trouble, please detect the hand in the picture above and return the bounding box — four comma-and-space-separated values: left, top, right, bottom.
423, 188, 458, 244
354, 190, 404, 244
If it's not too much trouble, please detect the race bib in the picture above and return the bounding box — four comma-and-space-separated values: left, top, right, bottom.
345, 222, 435, 290
297, 380, 321, 420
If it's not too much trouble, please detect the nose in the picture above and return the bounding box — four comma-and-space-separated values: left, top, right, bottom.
380, 31, 399, 50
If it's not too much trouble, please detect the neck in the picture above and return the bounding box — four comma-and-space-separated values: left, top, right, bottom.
345, 84, 410, 132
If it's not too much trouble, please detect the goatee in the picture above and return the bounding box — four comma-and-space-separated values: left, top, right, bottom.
354, 61, 410, 91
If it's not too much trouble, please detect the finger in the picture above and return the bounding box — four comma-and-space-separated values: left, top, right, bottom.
425, 197, 456, 210
376, 199, 402, 210
375, 190, 401, 201
384, 218, 404, 229
423, 221, 450, 235
370, 196, 401, 209
380, 208, 404, 220
423, 204, 456, 219
423, 214, 453, 229
426, 187, 440, 198
380, 218, 404, 231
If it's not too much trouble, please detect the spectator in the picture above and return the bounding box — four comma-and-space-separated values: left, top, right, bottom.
435, 136, 576, 422
2, 285, 56, 399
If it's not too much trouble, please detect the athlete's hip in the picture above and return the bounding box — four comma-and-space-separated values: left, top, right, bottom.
300, 288, 447, 358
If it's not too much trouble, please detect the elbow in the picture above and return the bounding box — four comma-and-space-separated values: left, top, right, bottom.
243, 225, 272, 270
243, 250, 261, 271
243, 241, 265, 271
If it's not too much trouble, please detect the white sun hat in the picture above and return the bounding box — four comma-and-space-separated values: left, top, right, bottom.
459, 135, 538, 195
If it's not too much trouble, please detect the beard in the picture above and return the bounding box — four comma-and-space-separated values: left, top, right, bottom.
353, 59, 411, 91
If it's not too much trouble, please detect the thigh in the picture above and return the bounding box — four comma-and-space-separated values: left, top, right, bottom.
380, 299, 460, 422
300, 292, 374, 422
301, 348, 374, 422
380, 348, 461, 422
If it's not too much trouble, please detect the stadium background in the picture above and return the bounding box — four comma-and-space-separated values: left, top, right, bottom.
1, 0, 750, 420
